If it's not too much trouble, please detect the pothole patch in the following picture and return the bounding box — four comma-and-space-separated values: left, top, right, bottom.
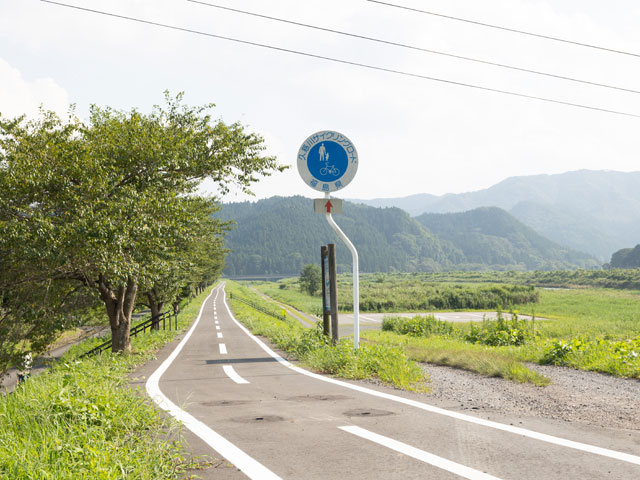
343, 408, 395, 417
201, 400, 252, 407
231, 415, 285, 423
286, 394, 351, 402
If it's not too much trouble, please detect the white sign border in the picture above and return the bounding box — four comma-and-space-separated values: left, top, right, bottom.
297, 130, 358, 193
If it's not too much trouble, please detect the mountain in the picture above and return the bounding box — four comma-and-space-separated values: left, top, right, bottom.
416, 207, 599, 271
218, 196, 462, 275
218, 197, 597, 276
354, 170, 640, 260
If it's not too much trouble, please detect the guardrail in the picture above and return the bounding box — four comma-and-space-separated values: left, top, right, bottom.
80, 310, 178, 358
229, 292, 287, 322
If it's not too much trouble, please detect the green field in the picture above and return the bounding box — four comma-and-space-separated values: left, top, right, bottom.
251, 273, 640, 379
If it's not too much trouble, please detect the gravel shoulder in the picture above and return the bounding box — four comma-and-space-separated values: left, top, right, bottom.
421, 362, 640, 431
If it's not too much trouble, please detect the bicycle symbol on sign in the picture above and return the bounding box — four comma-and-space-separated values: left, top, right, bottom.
318, 143, 340, 177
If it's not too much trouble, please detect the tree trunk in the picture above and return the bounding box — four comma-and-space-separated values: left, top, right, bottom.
147, 288, 164, 331
98, 275, 138, 353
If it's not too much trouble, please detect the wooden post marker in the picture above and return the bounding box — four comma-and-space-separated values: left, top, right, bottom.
328, 243, 339, 343
321, 245, 330, 337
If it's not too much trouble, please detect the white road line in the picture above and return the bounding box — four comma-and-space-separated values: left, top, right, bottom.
223, 365, 250, 384
217, 332, 223, 339
215, 321, 219, 325
216, 325, 220, 330
339, 426, 501, 480
221, 285, 640, 467
219, 343, 227, 355
146, 285, 281, 480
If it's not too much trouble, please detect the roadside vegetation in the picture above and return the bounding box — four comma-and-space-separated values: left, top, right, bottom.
226, 281, 428, 391
253, 272, 640, 381
0, 288, 218, 480
375, 269, 640, 290
253, 275, 538, 315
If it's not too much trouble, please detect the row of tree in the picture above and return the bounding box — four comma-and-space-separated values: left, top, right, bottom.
0, 93, 283, 370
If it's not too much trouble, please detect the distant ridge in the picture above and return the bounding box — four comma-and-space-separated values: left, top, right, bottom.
353, 170, 640, 259
416, 207, 597, 270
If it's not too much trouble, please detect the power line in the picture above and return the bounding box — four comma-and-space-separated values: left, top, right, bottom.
368, 0, 640, 59
187, 0, 640, 95
39, 0, 640, 119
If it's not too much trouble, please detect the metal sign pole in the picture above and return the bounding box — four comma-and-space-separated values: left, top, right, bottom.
324, 192, 360, 349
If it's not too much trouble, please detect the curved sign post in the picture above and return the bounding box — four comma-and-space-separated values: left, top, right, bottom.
297, 131, 360, 349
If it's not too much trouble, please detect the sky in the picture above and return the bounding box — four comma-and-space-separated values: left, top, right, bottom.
2, 0, 640, 203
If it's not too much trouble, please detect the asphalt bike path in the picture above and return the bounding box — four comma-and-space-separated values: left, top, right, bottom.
146, 284, 640, 479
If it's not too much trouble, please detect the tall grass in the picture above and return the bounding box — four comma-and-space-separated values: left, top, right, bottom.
0, 287, 216, 480
364, 331, 549, 386
255, 277, 539, 314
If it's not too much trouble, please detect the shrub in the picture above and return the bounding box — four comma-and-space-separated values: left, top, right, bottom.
464, 311, 535, 347
382, 315, 457, 338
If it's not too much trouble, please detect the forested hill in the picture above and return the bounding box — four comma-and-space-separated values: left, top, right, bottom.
416, 207, 599, 271
218, 196, 461, 275
218, 197, 598, 275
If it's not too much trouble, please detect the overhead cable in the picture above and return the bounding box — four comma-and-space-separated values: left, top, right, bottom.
39, 1, 640, 119
368, 0, 640, 59
187, 0, 640, 95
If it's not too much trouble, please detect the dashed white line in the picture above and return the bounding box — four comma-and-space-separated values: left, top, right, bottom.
339, 426, 501, 480
219, 343, 227, 354
146, 285, 281, 480
223, 365, 250, 384
216, 325, 220, 330
217, 332, 223, 339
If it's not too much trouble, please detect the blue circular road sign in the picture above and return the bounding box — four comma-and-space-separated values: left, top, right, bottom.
297, 130, 358, 193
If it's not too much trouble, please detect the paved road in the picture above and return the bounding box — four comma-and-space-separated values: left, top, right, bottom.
146, 284, 640, 479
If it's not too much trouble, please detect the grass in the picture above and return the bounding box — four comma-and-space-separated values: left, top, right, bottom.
363, 331, 549, 386
226, 281, 428, 391
254, 275, 640, 380
255, 277, 538, 314
0, 287, 217, 480
252, 281, 323, 316
514, 288, 640, 339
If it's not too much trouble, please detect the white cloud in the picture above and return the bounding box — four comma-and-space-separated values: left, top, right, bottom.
0, 57, 70, 119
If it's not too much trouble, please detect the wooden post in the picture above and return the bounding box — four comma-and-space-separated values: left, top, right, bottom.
328, 243, 339, 343
321, 245, 330, 337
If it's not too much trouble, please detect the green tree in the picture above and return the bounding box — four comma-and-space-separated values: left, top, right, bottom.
299, 264, 322, 296
140, 198, 229, 325
0, 93, 284, 354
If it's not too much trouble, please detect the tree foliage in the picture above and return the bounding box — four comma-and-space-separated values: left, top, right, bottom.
609, 245, 640, 269
0, 92, 283, 359
299, 264, 321, 296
